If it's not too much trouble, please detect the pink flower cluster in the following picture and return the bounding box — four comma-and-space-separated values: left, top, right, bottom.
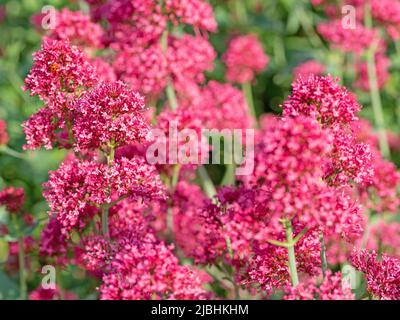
48, 8, 104, 49
0, 187, 25, 213
317, 20, 377, 54
99, 233, 209, 300
351, 249, 400, 300
185, 80, 253, 130
39, 217, 68, 265
23, 38, 96, 104
283, 75, 373, 186
223, 35, 269, 84
81, 0, 217, 98
167, 35, 216, 90
293, 60, 326, 81
371, 0, 400, 40
283, 271, 354, 300
316, 1, 393, 92
22, 39, 97, 150
245, 115, 365, 239
166, 0, 217, 32
72, 81, 151, 152
352, 119, 400, 213
43, 156, 165, 235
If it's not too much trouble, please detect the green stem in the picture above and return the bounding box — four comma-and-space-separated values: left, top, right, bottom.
102, 143, 115, 238
107, 145, 115, 167
360, 210, 371, 249
365, 4, 391, 159
221, 163, 236, 186
171, 164, 181, 193
366, 49, 390, 158
12, 215, 27, 300
297, 5, 324, 48
225, 236, 234, 260
197, 166, 217, 198
56, 266, 65, 300
242, 82, 257, 122
101, 204, 110, 238
161, 29, 178, 111
167, 164, 181, 240
0, 146, 25, 160
319, 232, 328, 278
166, 80, 178, 111
283, 219, 299, 287
234, 0, 248, 25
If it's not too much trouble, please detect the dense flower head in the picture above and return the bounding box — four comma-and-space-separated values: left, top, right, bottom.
358, 156, 400, 213
81, 235, 113, 273
371, 0, 400, 40
283, 75, 373, 186
172, 181, 224, 263
283, 75, 361, 126
155, 106, 209, 168
87, 0, 216, 36
43, 156, 165, 235
72, 81, 151, 151
91, 57, 117, 82
167, 35, 216, 86
43, 158, 106, 234
165, 0, 217, 32
352, 118, 379, 149
351, 119, 400, 213
23, 38, 96, 104
0, 119, 9, 145
39, 217, 68, 264
243, 222, 321, 295
0, 187, 25, 213
246, 115, 332, 186
99, 233, 210, 300
113, 44, 168, 96
109, 15, 166, 50
223, 35, 269, 83
324, 129, 373, 187
22, 107, 59, 150
283, 271, 354, 300
317, 20, 377, 54
327, 219, 400, 266
366, 221, 400, 258
173, 185, 269, 265
293, 60, 326, 80
244, 116, 331, 215
188, 80, 252, 130
243, 116, 365, 238
351, 249, 400, 300
108, 199, 157, 238
48, 9, 104, 49
172, 182, 322, 293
